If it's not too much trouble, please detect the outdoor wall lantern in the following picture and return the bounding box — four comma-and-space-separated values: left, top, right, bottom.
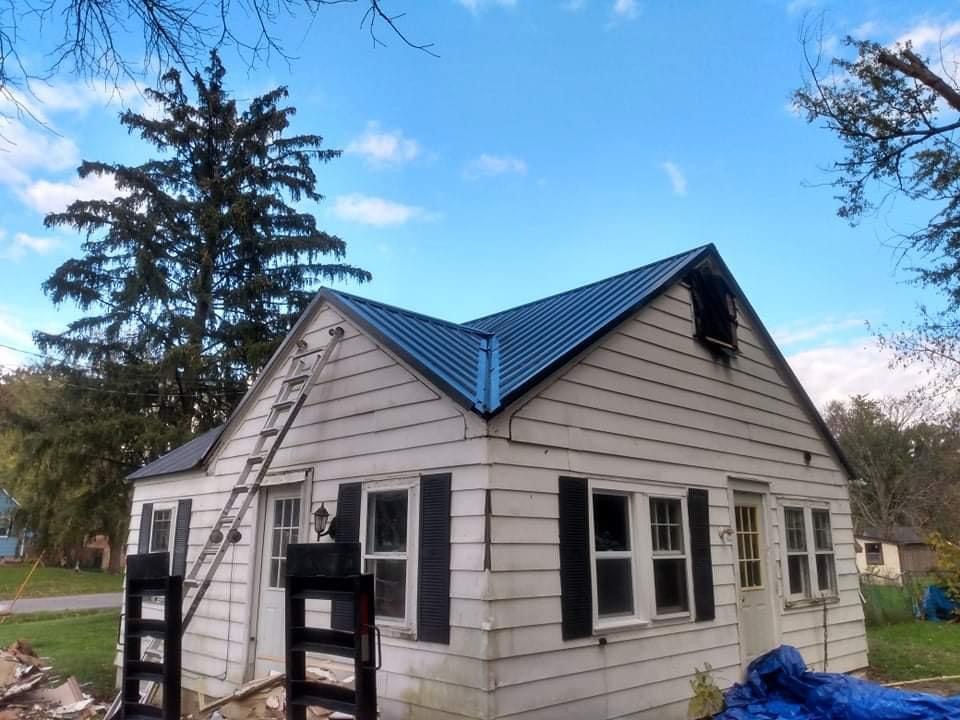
314, 502, 335, 540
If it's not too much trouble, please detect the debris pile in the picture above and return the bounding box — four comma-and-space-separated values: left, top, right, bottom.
195, 664, 355, 720
0, 640, 98, 719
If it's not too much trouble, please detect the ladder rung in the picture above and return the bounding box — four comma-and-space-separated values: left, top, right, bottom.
284, 373, 310, 385
232, 485, 252, 494
216, 515, 237, 526
246, 455, 265, 465
259, 427, 280, 438
183, 579, 201, 589
272, 400, 294, 412
125, 661, 165, 683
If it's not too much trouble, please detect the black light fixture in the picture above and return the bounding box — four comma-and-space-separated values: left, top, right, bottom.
314, 502, 334, 540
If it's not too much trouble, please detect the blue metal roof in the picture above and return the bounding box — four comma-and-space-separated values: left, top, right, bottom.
321, 245, 711, 415
132, 243, 856, 480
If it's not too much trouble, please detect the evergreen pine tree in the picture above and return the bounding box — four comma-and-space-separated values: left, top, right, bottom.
38, 51, 370, 433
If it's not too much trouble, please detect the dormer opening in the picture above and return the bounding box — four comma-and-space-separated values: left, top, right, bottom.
688, 266, 738, 355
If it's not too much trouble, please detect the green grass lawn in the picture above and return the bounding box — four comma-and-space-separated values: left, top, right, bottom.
0, 565, 122, 600
0, 609, 120, 698
868, 621, 960, 681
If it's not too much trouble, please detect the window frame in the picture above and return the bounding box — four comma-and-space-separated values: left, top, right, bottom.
265, 494, 303, 591
0, 510, 11, 539
587, 480, 694, 632
864, 542, 884, 566
148, 504, 177, 560
778, 502, 839, 606
359, 477, 419, 635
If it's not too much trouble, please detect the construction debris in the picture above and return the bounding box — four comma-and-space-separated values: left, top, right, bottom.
195, 662, 354, 720
0, 640, 99, 719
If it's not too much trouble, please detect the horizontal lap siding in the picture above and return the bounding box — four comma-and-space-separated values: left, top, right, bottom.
128, 304, 490, 718
211, 306, 489, 718
126, 471, 252, 692
488, 283, 866, 719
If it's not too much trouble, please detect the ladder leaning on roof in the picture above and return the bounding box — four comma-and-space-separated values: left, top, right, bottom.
106, 326, 345, 719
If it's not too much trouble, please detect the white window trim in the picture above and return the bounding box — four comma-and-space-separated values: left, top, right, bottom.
359, 477, 419, 636
778, 501, 839, 607
0, 511, 11, 538
148, 503, 178, 565
265, 494, 304, 591
587, 479, 694, 633
864, 542, 884, 566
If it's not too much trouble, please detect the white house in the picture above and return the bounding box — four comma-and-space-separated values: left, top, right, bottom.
125, 244, 867, 720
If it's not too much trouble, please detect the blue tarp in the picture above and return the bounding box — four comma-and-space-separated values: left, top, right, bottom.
715, 645, 960, 720
922, 586, 959, 622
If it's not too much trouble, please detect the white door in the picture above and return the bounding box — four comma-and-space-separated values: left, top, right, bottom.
733, 492, 775, 663
254, 487, 302, 677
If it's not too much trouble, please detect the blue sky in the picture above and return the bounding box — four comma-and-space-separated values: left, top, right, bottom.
0, 0, 954, 405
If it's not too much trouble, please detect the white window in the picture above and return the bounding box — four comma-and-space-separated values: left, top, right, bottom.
650, 498, 689, 615
267, 497, 301, 589
360, 480, 419, 630
149, 508, 173, 553
588, 482, 694, 629
0, 511, 11, 539
781, 504, 838, 602
592, 493, 636, 619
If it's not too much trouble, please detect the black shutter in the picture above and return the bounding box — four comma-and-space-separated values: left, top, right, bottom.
688, 488, 715, 622
172, 499, 192, 577
138, 503, 154, 554
418, 473, 451, 644
558, 476, 592, 640
331, 482, 362, 631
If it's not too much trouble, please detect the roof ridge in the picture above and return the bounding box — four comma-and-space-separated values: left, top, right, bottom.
463, 244, 712, 327
326, 288, 494, 337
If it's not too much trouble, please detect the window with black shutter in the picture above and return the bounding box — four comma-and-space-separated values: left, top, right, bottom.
559, 478, 716, 636
689, 268, 738, 354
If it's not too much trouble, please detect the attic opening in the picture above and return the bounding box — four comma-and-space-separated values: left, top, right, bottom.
688, 266, 738, 356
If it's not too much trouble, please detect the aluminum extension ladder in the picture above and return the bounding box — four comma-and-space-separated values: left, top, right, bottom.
107, 326, 345, 719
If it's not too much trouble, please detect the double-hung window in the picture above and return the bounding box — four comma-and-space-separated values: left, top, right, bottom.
589, 484, 693, 628
650, 498, 689, 615
782, 504, 837, 603
0, 511, 11, 539
360, 480, 419, 631
150, 508, 173, 554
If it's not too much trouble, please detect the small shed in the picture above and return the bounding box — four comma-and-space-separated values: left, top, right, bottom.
0, 489, 23, 560
855, 527, 937, 584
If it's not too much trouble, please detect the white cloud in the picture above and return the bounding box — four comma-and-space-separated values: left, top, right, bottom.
894, 21, 960, 52
0, 117, 79, 186
787, 337, 931, 407
660, 161, 687, 196
772, 317, 865, 347
0, 232, 59, 260
851, 20, 879, 38
612, 0, 638, 19
19, 172, 119, 215
464, 153, 527, 179
332, 194, 431, 226
346, 123, 420, 166
458, 0, 516, 12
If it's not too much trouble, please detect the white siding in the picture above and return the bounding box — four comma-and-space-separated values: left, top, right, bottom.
484, 282, 867, 719
124, 281, 868, 720
127, 302, 492, 717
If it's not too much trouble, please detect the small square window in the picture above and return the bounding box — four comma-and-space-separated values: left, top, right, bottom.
864, 542, 883, 566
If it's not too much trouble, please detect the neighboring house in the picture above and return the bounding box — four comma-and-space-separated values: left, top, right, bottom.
855, 526, 937, 584
0, 489, 23, 560
124, 244, 866, 720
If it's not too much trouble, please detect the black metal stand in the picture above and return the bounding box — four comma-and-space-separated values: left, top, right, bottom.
121, 553, 182, 720
285, 543, 378, 720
